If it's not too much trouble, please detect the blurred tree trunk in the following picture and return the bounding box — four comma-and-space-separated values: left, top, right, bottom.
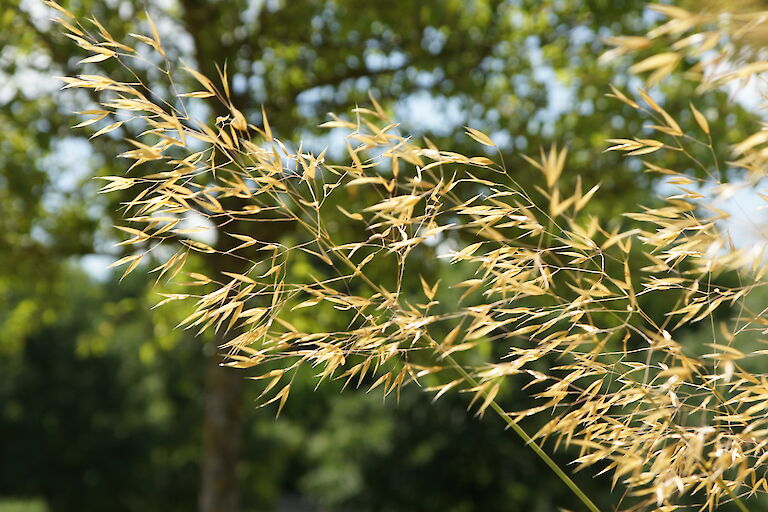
180, 2, 245, 510
199, 338, 243, 512
198, 246, 250, 512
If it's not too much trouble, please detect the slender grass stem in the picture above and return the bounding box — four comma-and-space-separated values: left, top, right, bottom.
442, 353, 601, 512
716, 476, 750, 512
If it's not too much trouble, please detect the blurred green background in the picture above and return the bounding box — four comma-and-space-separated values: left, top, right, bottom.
0, 0, 761, 511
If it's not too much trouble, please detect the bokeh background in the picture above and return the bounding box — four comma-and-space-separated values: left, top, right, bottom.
0, 0, 763, 511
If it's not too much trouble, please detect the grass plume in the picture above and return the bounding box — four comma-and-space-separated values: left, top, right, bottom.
50, 1, 768, 509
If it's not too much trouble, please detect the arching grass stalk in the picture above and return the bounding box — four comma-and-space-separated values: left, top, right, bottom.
441, 352, 601, 512
328, 244, 601, 510
716, 477, 750, 512
442, 351, 752, 512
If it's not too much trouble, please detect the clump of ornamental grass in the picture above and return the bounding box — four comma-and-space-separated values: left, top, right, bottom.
49, 1, 768, 510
